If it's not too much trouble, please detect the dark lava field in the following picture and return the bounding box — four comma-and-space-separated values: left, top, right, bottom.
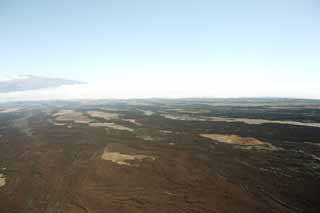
0, 98, 320, 213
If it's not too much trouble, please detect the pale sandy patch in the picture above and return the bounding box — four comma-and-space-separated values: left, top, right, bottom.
0, 108, 20, 113
140, 110, 154, 116
163, 112, 320, 128
101, 149, 155, 166
305, 142, 320, 147
52, 109, 73, 117
87, 111, 119, 120
139, 135, 154, 141
123, 119, 142, 126
311, 154, 320, 161
200, 134, 265, 145
97, 107, 122, 112
161, 114, 205, 121
0, 174, 6, 188
165, 109, 210, 114
208, 117, 320, 128
160, 130, 173, 134
200, 133, 281, 151
178, 110, 210, 114
53, 122, 66, 126
52, 110, 134, 131
127, 102, 153, 106
53, 110, 92, 124
89, 122, 134, 132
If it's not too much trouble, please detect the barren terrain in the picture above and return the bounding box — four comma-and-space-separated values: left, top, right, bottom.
0, 98, 319, 213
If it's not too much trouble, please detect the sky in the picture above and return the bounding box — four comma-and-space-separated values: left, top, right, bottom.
1, 0, 320, 100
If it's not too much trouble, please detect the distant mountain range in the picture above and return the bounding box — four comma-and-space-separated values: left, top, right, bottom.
0, 75, 84, 93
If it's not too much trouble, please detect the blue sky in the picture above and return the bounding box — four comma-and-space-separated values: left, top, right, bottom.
1, 0, 320, 99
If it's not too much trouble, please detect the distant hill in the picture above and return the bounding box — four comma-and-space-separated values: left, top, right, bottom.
0, 75, 84, 93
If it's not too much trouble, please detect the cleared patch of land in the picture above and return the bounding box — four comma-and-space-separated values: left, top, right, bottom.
53, 110, 92, 124
164, 109, 210, 114
207, 117, 320, 128
140, 110, 154, 116
0, 174, 6, 187
52, 122, 66, 126
87, 111, 119, 120
200, 134, 265, 145
52, 110, 74, 117
101, 149, 155, 166
161, 113, 205, 121
123, 119, 142, 126
161, 113, 320, 128
160, 130, 173, 134
52, 110, 133, 131
0, 108, 20, 113
200, 134, 281, 151
89, 122, 133, 132
138, 135, 154, 141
